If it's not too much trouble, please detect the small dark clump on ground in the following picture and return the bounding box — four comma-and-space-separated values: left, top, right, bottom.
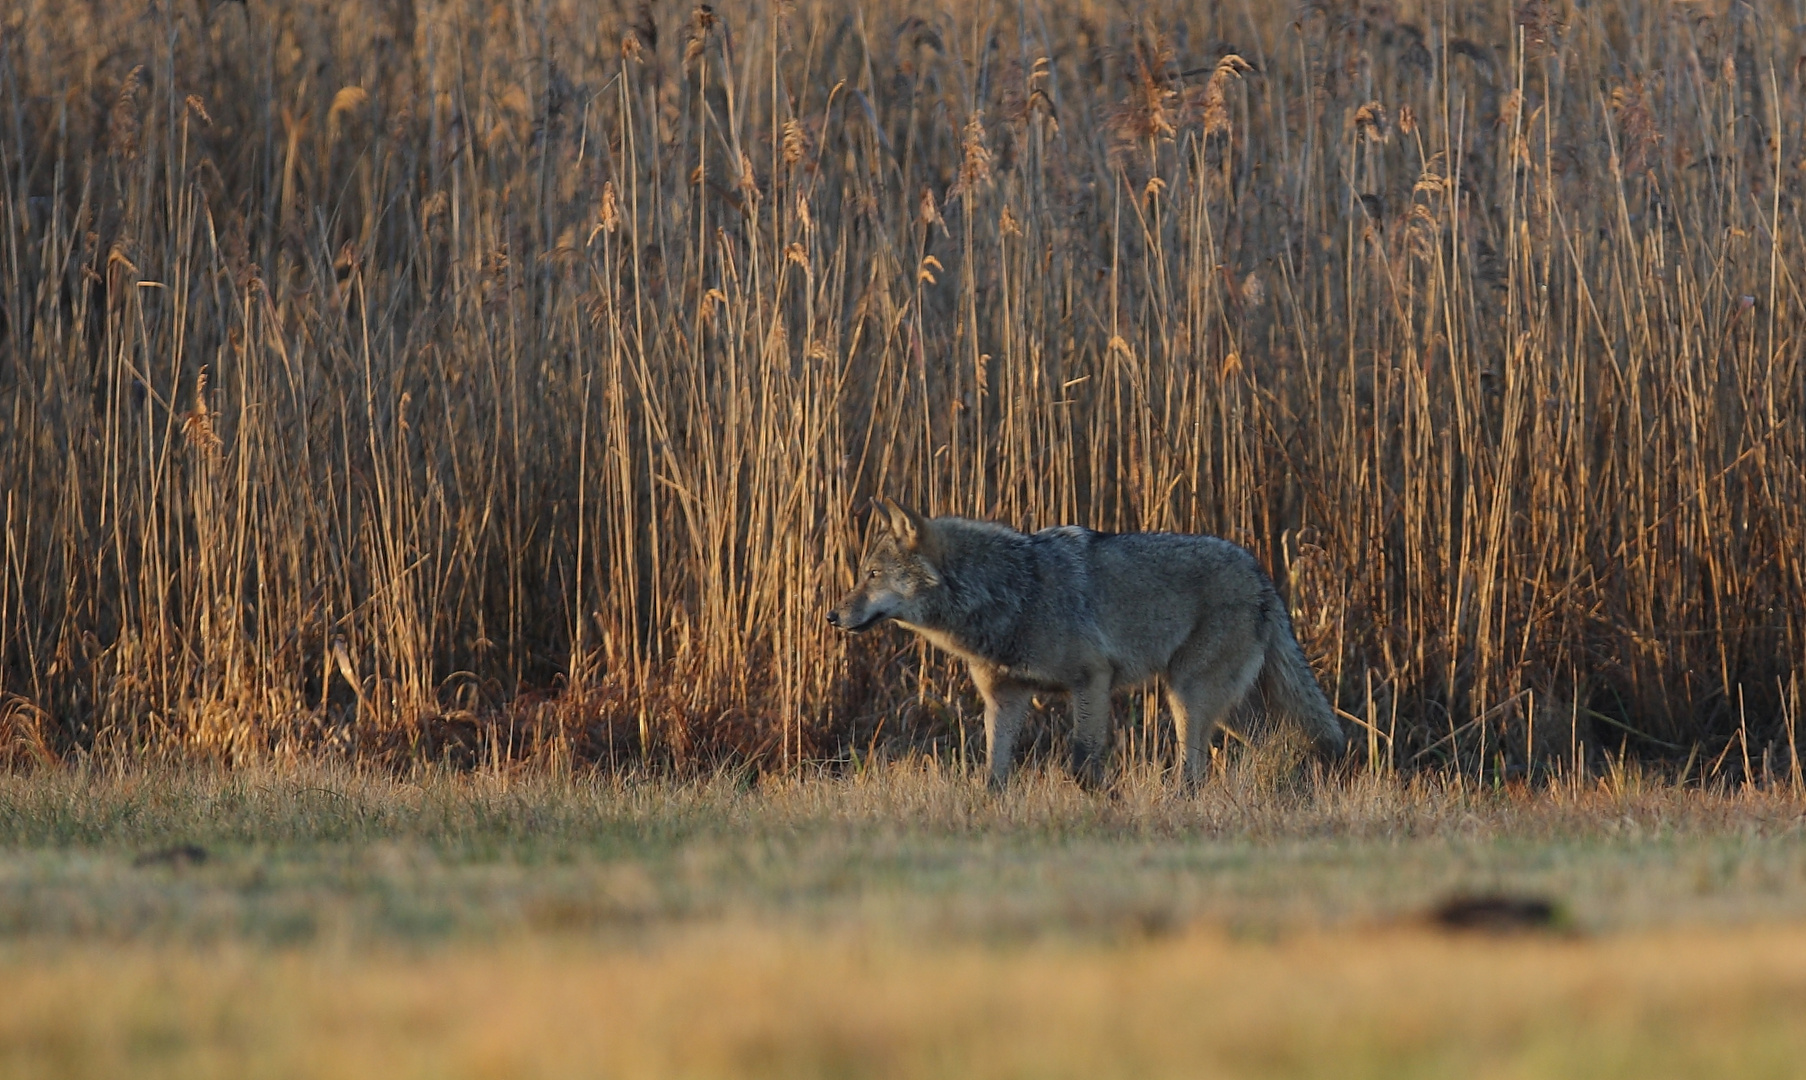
1429, 893, 1563, 934
133, 844, 210, 869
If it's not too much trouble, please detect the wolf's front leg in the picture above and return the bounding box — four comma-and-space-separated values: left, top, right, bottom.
1068, 672, 1114, 789
976, 673, 1032, 791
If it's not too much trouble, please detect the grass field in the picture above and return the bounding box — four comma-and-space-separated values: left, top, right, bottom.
3, 763, 1806, 1077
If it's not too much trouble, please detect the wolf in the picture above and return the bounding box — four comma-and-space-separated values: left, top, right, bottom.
827, 500, 1345, 788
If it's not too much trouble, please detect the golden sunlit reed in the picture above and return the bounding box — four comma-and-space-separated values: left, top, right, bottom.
0, 0, 1803, 786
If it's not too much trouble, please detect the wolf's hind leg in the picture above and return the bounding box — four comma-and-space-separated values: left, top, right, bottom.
1169, 651, 1266, 788
1067, 671, 1114, 789
979, 677, 1032, 790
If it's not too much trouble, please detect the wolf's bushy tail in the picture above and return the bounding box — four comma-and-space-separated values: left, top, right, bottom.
1258, 599, 1346, 756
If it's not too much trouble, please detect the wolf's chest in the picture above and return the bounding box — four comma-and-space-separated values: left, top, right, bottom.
898, 623, 980, 662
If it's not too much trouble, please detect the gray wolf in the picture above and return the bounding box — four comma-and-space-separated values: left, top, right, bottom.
827, 500, 1345, 788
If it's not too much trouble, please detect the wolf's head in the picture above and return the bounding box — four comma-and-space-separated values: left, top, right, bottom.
826, 499, 943, 632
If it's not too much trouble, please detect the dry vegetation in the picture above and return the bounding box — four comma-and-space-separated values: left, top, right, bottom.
5, 760, 1806, 943
3, 0, 1806, 780
6, 927, 1806, 1079
2, 764, 1806, 1076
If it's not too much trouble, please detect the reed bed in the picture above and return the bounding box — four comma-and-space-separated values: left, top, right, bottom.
1, 0, 1804, 780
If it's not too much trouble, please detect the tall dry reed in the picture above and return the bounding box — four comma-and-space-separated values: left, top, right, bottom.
1, 0, 1803, 784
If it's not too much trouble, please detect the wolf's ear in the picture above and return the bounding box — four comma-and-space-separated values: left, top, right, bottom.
879, 497, 930, 551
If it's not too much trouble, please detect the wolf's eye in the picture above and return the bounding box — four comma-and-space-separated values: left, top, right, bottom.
866, 569, 879, 580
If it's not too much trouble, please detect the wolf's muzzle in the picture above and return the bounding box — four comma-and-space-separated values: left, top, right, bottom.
826, 607, 882, 632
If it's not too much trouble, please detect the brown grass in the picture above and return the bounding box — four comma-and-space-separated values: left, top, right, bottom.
3, 764, 1806, 1075
1, 0, 1805, 779
4, 926, 1806, 1078
5, 760, 1806, 944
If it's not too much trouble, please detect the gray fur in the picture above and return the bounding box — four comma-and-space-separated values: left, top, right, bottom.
828, 499, 1345, 788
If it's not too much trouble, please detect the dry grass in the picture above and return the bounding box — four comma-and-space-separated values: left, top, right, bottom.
5, 927, 1806, 1079
3, 761, 1806, 943
3, 765, 1806, 1077
2, 0, 1805, 778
